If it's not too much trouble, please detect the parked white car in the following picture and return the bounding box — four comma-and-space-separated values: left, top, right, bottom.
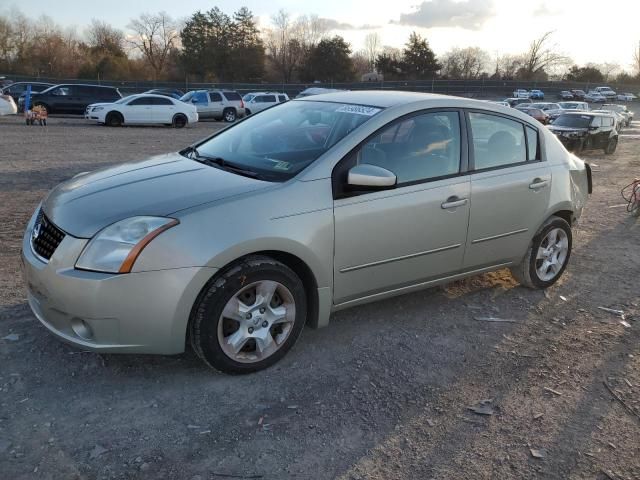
512, 89, 530, 98
585, 91, 607, 103
594, 86, 617, 100
85, 94, 198, 128
617, 92, 637, 101
0, 94, 17, 115
243, 92, 289, 115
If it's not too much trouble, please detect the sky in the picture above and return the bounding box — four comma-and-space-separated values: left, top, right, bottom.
4, 0, 640, 71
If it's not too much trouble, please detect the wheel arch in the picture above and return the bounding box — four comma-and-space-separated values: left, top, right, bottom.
106, 110, 124, 123
189, 249, 323, 335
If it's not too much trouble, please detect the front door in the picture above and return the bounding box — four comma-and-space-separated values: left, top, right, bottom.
124, 97, 154, 124
333, 110, 470, 304
463, 111, 551, 268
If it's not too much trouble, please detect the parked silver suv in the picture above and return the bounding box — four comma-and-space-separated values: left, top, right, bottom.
22, 91, 592, 374
180, 89, 245, 122
242, 92, 289, 115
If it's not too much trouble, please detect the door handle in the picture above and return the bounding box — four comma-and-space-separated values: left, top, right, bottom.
529, 178, 549, 190
441, 197, 468, 209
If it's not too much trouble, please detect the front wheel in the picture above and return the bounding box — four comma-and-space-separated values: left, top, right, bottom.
190, 256, 307, 374
511, 217, 572, 289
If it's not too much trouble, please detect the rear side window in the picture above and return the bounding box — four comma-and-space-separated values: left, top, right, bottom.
222, 91, 241, 101
525, 126, 539, 161
209, 92, 222, 102
128, 97, 154, 106
469, 112, 526, 170
152, 97, 173, 105
278, 95, 287, 102
262, 95, 276, 103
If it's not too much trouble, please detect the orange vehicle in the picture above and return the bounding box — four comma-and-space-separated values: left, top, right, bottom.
25, 104, 48, 126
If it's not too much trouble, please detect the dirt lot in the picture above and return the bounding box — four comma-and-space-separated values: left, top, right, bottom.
1, 110, 639, 480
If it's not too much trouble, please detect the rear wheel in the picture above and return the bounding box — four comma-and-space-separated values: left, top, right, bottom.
223, 108, 237, 123
190, 256, 307, 374
105, 112, 123, 127
511, 216, 572, 289
172, 114, 187, 128
604, 137, 617, 154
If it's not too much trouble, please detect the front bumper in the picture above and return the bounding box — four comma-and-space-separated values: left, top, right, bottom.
21, 209, 217, 354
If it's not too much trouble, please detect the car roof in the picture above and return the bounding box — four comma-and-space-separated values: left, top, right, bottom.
563, 111, 610, 117
295, 90, 488, 108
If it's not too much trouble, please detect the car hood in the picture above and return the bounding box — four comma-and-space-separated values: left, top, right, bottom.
43, 153, 273, 238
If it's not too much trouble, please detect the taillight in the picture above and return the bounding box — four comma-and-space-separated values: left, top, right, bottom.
240, 99, 245, 109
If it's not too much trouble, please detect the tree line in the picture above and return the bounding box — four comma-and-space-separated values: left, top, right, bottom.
1, 7, 639, 85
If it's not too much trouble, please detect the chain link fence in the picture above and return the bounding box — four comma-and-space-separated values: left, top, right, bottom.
3, 74, 640, 99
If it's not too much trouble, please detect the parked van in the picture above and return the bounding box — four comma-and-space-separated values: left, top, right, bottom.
19, 84, 122, 115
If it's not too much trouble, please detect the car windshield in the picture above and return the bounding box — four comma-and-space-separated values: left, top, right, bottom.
243, 94, 255, 102
553, 115, 592, 128
190, 100, 383, 181
180, 92, 194, 102
114, 96, 134, 104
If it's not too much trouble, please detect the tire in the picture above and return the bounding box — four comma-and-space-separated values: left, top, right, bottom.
223, 108, 237, 123
604, 137, 617, 155
105, 112, 123, 127
510, 216, 572, 289
190, 256, 307, 374
172, 114, 187, 128
245, 109, 252, 115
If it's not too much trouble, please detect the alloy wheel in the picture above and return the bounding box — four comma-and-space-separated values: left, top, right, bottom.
217, 280, 296, 363
535, 227, 569, 281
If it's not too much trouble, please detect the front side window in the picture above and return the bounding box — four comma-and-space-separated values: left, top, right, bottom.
469, 112, 526, 170
128, 97, 153, 106
192, 101, 382, 181
278, 95, 287, 102
52, 87, 72, 96
356, 111, 461, 184
262, 95, 276, 103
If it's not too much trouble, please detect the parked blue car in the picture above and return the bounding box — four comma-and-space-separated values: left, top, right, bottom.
529, 89, 545, 99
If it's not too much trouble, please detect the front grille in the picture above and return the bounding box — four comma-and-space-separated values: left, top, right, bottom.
31, 210, 65, 261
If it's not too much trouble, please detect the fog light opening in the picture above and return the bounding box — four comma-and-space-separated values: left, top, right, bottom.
70, 318, 94, 340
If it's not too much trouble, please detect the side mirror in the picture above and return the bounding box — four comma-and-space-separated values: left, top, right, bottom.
347, 164, 397, 190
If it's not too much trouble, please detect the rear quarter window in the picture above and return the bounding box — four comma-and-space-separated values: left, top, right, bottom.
223, 92, 241, 101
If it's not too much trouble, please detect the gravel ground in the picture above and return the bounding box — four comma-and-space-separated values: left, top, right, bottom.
0, 110, 639, 480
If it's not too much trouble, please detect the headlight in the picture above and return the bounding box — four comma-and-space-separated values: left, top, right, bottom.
92, 106, 104, 112
76, 216, 179, 273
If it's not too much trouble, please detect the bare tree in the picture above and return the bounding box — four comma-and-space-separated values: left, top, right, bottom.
363, 32, 381, 70
632, 41, 640, 74
520, 31, 569, 79
86, 19, 124, 54
440, 47, 489, 79
600, 62, 620, 82
264, 10, 330, 82
351, 50, 370, 77
127, 12, 179, 79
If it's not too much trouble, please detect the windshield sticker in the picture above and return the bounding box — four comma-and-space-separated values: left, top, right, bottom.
335, 105, 381, 116
272, 161, 291, 170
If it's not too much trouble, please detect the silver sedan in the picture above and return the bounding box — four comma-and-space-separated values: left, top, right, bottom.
22, 91, 592, 373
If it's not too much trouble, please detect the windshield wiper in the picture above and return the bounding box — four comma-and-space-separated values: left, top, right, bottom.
188, 149, 262, 180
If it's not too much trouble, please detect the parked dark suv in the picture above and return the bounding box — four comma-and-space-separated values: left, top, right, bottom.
548, 112, 618, 154
19, 84, 122, 114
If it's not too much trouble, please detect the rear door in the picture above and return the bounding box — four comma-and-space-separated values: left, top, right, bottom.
208, 92, 224, 118
463, 111, 551, 269
151, 96, 175, 123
